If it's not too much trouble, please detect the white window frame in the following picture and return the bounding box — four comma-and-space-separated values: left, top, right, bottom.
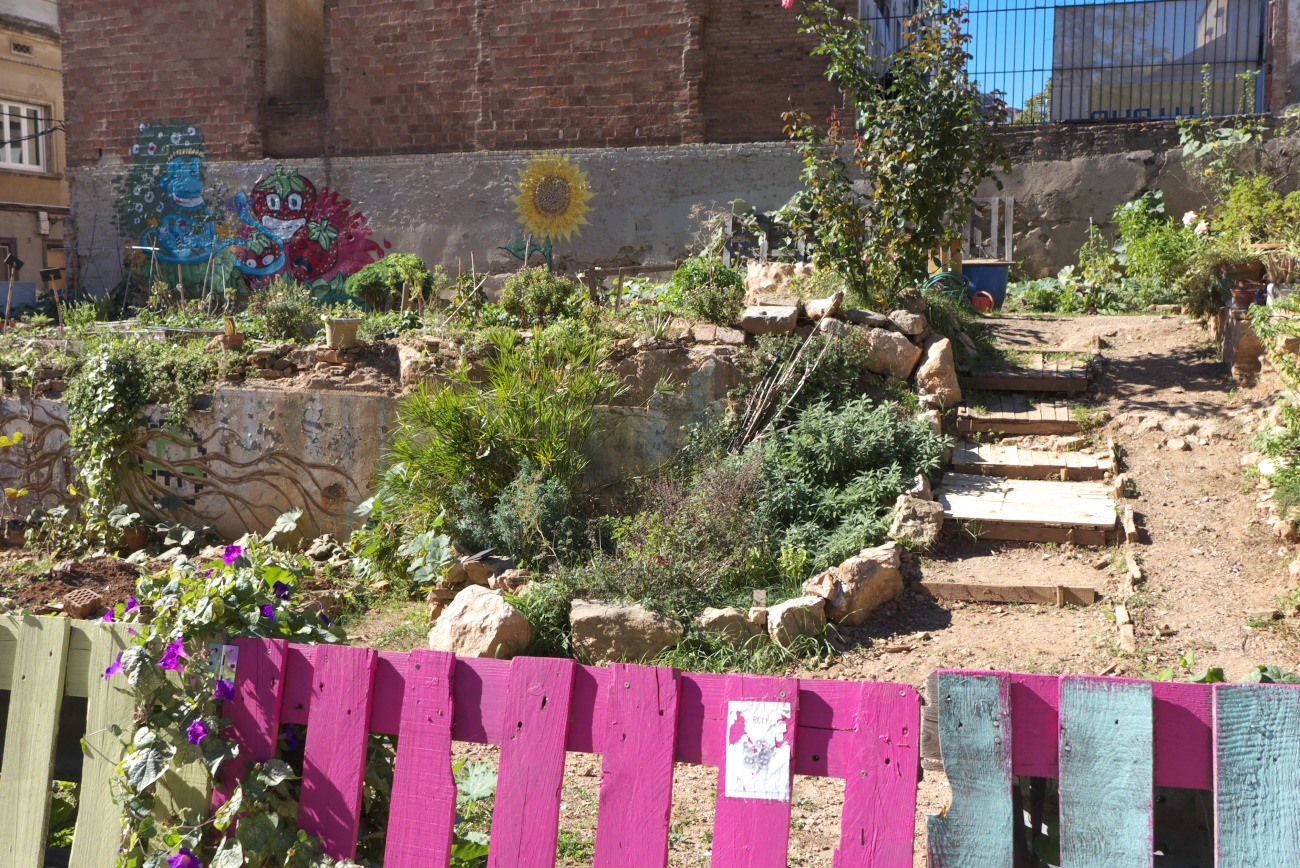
1, 100, 51, 173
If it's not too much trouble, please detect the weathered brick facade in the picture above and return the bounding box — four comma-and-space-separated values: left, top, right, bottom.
61, 0, 266, 167
61, 0, 840, 167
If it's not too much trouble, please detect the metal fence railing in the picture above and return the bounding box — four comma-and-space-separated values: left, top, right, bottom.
863, 0, 1272, 123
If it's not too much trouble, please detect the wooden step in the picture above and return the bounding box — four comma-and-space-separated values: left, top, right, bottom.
956, 393, 1080, 436
950, 440, 1113, 481
960, 352, 1093, 394
937, 472, 1118, 545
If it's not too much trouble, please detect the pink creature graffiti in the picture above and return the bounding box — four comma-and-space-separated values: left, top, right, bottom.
231, 165, 388, 300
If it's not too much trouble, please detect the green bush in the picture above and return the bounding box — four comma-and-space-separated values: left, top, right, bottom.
1006, 278, 1069, 313
345, 253, 444, 310
1112, 192, 1203, 302
248, 279, 321, 342
760, 398, 948, 571
666, 257, 747, 324
358, 324, 618, 584
499, 267, 587, 326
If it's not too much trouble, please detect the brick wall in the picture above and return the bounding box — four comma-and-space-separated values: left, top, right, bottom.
700, 0, 841, 143
62, 0, 265, 167
61, 0, 839, 163
325, 0, 705, 156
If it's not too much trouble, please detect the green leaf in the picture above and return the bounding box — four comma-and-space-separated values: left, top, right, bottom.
455, 761, 497, 803
257, 757, 295, 787
210, 838, 244, 868
235, 810, 277, 856
1189, 667, 1227, 684
213, 785, 244, 831
124, 741, 176, 791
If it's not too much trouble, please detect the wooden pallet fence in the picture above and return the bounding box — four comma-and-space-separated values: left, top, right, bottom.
221, 639, 922, 867
0, 615, 134, 868
926, 669, 1300, 866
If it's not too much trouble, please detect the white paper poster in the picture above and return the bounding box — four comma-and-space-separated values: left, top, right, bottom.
724, 700, 792, 802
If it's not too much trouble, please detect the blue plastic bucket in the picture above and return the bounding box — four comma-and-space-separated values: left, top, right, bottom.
963, 261, 1011, 310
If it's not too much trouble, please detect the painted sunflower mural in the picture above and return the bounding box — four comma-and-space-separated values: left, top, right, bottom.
502, 155, 594, 267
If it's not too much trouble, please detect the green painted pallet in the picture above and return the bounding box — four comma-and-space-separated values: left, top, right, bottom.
0, 615, 134, 868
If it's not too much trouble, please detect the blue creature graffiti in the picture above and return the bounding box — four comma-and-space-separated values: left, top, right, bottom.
115, 124, 386, 299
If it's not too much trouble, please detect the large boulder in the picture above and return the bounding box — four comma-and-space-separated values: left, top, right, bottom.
695, 606, 763, 647
445, 553, 517, 589
570, 600, 684, 662
864, 328, 923, 379
740, 305, 799, 336
888, 495, 946, 548
802, 542, 904, 627
428, 586, 534, 659
914, 336, 962, 409
766, 595, 827, 647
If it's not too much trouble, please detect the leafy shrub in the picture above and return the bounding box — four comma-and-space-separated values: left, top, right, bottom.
760, 397, 948, 570
1112, 191, 1202, 302
247, 279, 321, 342
499, 267, 588, 326
345, 253, 445, 310
1007, 278, 1069, 313
666, 256, 747, 324
359, 324, 618, 584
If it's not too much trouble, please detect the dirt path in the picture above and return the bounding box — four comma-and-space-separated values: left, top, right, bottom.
795, 313, 1295, 865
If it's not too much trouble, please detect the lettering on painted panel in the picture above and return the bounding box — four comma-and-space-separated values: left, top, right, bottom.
724, 700, 792, 802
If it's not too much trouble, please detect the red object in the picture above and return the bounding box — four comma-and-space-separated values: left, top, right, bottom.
970, 290, 996, 313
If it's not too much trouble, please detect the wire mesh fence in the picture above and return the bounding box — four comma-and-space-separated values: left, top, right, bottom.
862, 0, 1272, 124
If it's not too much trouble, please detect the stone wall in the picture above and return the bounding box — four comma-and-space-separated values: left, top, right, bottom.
0, 346, 748, 539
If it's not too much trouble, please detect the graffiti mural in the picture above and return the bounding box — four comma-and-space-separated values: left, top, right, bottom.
115, 124, 388, 301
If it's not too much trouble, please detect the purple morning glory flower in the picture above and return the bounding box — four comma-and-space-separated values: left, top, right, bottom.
222, 544, 243, 566
261, 604, 275, 621
125, 595, 139, 613
282, 723, 301, 751
102, 610, 115, 622
159, 638, 189, 671
214, 679, 236, 701
186, 719, 210, 745
103, 652, 123, 680
272, 581, 292, 600
200, 568, 213, 578
168, 847, 201, 868
320, 611, 332, 627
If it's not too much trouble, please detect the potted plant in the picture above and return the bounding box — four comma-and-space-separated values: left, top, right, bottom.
322, 304, 364, 350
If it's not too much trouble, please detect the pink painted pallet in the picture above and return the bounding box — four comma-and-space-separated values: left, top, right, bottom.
928, 669, 1300, 867
220, 639, 921, 867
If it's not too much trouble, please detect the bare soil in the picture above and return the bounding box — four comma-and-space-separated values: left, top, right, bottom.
0, 553, 140, 613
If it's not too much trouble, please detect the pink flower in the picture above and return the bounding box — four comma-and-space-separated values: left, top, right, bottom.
104, 652, 123, 680
782, 0, 795, 7
222, 544, 243, 566
159, 638, 189, 671
186, 719, 210, 745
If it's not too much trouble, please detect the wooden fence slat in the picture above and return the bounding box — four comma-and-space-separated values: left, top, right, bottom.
298, 644, 378, 860
834, 682, 920, 867
594, 663, 680, 868
69, 622, 134, 868
488, 656, 577, 868
1214, 683, 1300, 865
384, 650, 457, 868
217, 637, 290, 803
926, 672, 1014, 868
1059, 677, 1153, 867
0, 615, 71, 867
711, 675, 800, 868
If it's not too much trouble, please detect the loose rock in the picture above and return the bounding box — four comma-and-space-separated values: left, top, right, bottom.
570, 600, 684, 662
888, 495, 946, 548
766, 595, 827, 647
428, 586, 534, 658
695, 607, 762, 647
864, 328, 923, 380
888, 309, 927, 337
740, 305, 799, 336
802, 542, 903, 626
913, 336, 961, 409
803, 291, 844, 322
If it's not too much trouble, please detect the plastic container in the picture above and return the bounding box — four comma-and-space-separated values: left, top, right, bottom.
324, 317, 362, 350
962, 260, 1011, 310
